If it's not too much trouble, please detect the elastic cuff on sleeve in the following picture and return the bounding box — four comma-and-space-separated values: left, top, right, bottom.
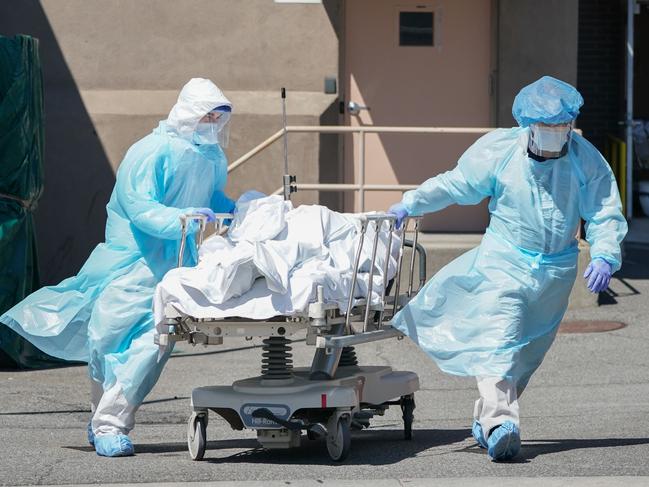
591, 254, 620, 272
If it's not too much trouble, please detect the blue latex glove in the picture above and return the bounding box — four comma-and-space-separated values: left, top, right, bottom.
387, 202, 409, 229
195, 207, 216, 222
583, 258, 612, 293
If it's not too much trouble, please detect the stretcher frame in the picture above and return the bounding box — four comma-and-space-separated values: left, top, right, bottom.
157, 212, 426, 462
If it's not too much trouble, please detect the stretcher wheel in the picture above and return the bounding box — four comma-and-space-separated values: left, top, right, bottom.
401, 394, 415, 440
326, 416, 351, 462
188, 412, 207, 461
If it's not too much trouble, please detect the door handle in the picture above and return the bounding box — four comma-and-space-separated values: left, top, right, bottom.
348, 101, 370, 115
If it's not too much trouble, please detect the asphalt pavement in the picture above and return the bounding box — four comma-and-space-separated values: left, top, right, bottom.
1, 243, 648, 486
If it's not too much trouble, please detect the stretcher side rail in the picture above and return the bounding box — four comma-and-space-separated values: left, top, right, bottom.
178, 212, 233, 267
167, 213, 424, 351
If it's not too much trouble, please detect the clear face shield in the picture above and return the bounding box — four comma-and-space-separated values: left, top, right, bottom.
528, 122, 573, 159
193, 106, 231, 147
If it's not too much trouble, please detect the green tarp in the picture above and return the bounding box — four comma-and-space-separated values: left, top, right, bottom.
0, 34, 67, 368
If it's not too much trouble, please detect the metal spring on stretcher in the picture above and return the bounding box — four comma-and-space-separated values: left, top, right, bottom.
261, 336, 293, 380
338, 346, 358, 367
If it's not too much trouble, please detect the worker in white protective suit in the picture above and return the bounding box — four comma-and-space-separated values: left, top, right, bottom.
387, 76, 627, 461
1, 78, 236, 456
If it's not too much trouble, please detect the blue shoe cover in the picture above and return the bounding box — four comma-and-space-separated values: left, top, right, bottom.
94, 434, 134, 457
487, 421, 521, 461
472, 420, 487, 449
87, 422, 95, 447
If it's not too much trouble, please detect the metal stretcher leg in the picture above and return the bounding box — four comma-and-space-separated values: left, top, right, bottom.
309, 323, 344, 380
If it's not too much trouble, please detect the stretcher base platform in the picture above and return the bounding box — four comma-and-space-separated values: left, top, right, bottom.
187, 365, 419, 461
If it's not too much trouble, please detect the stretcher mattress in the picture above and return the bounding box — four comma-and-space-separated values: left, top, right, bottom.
154, 196, 399, 327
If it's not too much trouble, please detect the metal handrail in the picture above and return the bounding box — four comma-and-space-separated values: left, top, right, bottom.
228, 125, 496, 212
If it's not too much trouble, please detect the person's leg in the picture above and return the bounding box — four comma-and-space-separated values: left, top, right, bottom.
475, 376, 519, 434
86, 263, 160, 456
91, 330, 172, 437
92, 383, 138, 436
90, 377, 103, 413
474, 376, 521, 460
91, 333, 172, 457
87, 377, 103, 446
472, 396, 488, 448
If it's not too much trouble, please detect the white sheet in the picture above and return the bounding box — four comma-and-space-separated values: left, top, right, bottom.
153, 196, 400, 329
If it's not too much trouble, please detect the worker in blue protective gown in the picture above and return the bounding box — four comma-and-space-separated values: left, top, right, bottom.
387, 76, 627, 461
0, 78, 236, 457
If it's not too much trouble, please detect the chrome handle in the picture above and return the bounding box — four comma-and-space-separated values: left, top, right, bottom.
348, 101, 370, 116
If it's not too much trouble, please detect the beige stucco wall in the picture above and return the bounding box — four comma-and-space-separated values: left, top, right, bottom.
0, 0, 582, 284
0, 0, 341, 283
343, 0, 494, 232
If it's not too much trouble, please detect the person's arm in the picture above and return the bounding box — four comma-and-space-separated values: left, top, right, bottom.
575, 136, 628, 272
401, 129, 514, 216
115, 138, 197, 240
211, 190, 235, 214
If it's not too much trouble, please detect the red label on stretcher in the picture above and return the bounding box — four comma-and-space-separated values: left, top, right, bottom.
321, 393, 327, 408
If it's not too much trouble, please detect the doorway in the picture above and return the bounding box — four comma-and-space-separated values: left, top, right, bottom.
342, 0, 495, 231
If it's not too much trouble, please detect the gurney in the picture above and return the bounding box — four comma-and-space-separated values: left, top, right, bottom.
155, 211, 426, 462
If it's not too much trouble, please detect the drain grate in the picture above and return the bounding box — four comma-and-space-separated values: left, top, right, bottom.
558, 320, 626, 334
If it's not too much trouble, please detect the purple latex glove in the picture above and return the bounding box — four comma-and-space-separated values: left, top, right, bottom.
195, 208, 216, 222
387, 202, 409, 229
583, 258, 612, 293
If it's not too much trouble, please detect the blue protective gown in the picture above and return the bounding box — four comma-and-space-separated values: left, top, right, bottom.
1, 118, 233, 404
392, 127, 627, 391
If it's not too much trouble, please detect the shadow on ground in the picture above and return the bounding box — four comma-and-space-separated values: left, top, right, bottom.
64, 428, 472, 465
451, 436, 649, 464
619, 243, 649, 279
521, 437, 649, 460
63, 432, 649, 465
597, 242, 649, 305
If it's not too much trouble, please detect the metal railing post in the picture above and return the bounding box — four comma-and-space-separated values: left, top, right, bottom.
359, 130, 366, 212
229, 125, 497, 205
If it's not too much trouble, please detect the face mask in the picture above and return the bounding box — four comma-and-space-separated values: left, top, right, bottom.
192, 123, 220, 145
529, 124, 572, 158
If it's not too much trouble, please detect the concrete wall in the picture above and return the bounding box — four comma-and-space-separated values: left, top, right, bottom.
0, 0, 341, 284
0, 0, 586, 286
496, 0, 579, 126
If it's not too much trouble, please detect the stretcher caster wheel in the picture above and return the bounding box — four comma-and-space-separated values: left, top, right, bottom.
326, 416, 351, 462
401, 394, 415, 440
188, 412, 207, 461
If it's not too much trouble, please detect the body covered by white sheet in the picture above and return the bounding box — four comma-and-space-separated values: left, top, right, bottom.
153, 195, 400, 331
